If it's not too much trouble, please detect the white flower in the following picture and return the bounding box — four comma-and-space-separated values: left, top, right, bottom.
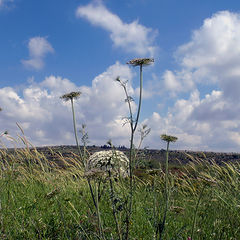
87, 150, 129, 177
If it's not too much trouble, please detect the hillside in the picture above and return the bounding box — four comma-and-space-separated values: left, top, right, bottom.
30, 145, 240, 168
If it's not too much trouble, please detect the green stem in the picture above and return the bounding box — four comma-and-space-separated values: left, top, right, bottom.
125, 64, 143, 240
122, 85, 133, 127
87, 179, 97, 210
157, 141, 169, 240
125, 130, 134, 240
165, 141, 169, 204
108, 169, 122, 240
70, 99, 83, 162
133, 64, 143, 132
190, 183, 207, 240
95, 181, 105, 240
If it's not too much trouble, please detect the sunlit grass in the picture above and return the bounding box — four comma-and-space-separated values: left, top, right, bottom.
0, 146, 239, 239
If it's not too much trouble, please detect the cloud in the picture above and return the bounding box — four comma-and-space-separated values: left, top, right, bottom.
0, 0, 13, 9
76, 2, 157, 56
0, 62, 135, 147
22, 37, 54, 70
163, 70, 195, 95
176, 11, 240, 95
174, 11, 240, 121
4, 10, 240, 152
144, 11, 240, 152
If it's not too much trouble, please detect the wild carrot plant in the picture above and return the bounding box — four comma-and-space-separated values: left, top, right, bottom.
60, 91, 83, 162
156, 134, 178, 239
116, 57, 154, 239
61, 91, 106, 238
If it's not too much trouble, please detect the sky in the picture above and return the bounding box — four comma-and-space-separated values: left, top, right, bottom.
1, 0, 240, 152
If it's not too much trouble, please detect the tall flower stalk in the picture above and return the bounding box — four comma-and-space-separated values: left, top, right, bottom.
61, 92, 104, 236
117, 58, 154, 239
157, 134, 178, 240
60, 91, 83, 162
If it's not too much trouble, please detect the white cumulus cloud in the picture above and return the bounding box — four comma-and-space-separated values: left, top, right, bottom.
76, 2, 157, 56
0, 0, 13, 9
146, 11, 240, 152
4, 10, 240, 152
0, 62, 136, 148
22, 37, 54, 70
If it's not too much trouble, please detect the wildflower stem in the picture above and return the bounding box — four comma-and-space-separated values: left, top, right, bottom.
118, 58, 153, 240
60, 91, 83, 163
122, 85, 133, 129
165, 141, 169, 204
160, 141, 169, 240
70, 98, 83, 162
108, 169, 122, 240
157, 134, 177, 239
125, 64, 143, 240
133, 64, 143, 132
87, 179, 97, 210
95, 181, 105, 240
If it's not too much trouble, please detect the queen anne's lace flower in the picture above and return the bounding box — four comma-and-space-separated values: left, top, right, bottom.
126, 58, 154, 66
87, 150, 129, 177
60, 91, 81, 101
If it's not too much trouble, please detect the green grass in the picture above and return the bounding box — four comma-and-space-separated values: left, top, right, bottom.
0, 147, 240, 239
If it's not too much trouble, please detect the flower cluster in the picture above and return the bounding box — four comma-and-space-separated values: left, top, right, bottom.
126, 58, 154, 66
86, 150, 129, 177
60, 91, 81, 101
160, 134, 178, 143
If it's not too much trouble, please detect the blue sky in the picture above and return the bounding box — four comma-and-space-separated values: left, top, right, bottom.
1, 0, 240, 152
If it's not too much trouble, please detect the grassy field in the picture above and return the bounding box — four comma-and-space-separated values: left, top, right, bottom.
0, 146, 239, 239
1, 59, 239, 239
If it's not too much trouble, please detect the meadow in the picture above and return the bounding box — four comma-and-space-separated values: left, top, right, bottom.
0, 145, 240, 239
1, 58, 240, 239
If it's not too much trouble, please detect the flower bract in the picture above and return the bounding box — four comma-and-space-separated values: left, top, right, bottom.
60, 91, 81, 101
126, 58, 154, 66
161, 134, 178, 143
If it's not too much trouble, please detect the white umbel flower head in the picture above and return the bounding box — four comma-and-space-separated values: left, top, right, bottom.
87, 150, 129, 177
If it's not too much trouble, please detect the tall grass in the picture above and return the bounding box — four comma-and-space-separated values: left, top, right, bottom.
0, 145, 240, 239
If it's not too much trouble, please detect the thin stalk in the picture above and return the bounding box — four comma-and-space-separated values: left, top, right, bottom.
70, 99, 83, 162
157, 134, 177, 239
95, 181, 105, 240
153, 177, 157, 240
120, 58, 154, 239
157, 141, 169, 240
125, 131, 134, 240
108, 170, 122, 240
57, 198, 70, 240
87, 179, 97, 211
165, 141, 169, 205
190, 183, 207, 240
122, 85, 133, 127
124, 64, 143, 240
133, 64, 143, 132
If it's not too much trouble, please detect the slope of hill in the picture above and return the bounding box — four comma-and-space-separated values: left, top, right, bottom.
31, 145, 240, 169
